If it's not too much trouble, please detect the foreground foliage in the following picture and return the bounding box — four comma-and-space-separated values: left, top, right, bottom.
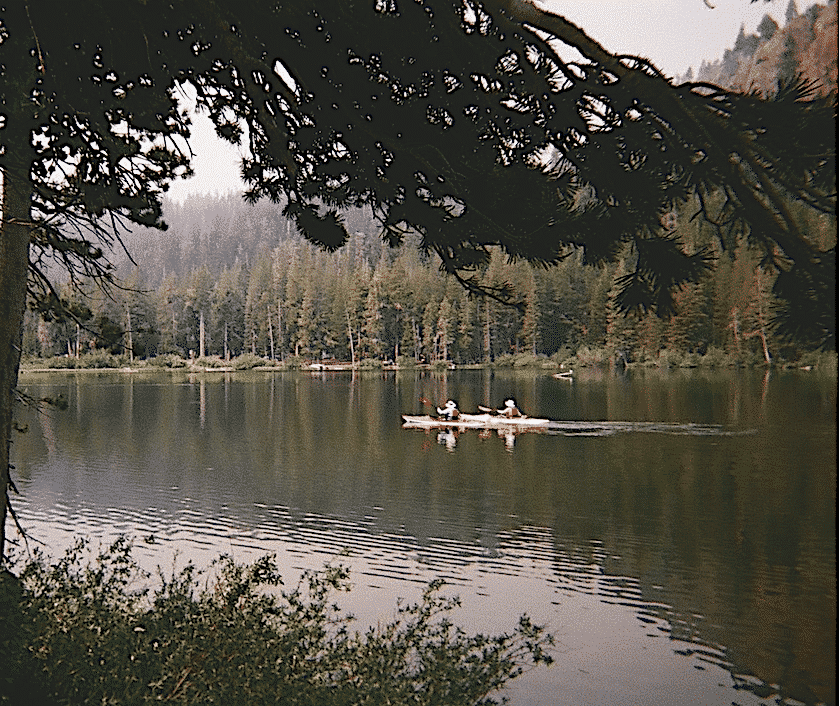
1, 538, 553, 706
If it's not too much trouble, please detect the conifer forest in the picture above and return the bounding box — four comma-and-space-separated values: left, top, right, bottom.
24, 187, 835, 369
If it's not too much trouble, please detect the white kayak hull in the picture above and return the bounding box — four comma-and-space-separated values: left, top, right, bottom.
402, 413, 551, 428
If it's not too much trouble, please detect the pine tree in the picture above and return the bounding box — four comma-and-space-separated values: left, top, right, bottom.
158, 274, 186, 355
361, 275, 383, 359
120, 268, 158, 360
436, 297, 454, 362
665, 284, 709, 353
742, 266, 776, 364
785, 0, 799, 24
183, 266, 214, 358
421, 301, 440, 362
777, 34, 799, 86
211, 263, 246, 360
757, 14, 779, 41
519, 267, 540, 356
295, 278, 320, 358
245, 252, 273, 356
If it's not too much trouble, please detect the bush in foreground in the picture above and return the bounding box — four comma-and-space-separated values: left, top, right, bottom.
2, 538, 553, 706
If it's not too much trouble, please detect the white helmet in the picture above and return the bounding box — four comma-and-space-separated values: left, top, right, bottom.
446, 400, 457, 408
505, 399, 515, 407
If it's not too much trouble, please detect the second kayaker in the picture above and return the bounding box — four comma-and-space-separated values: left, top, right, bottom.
437, 400, 460, 420
498, 399, 522, 418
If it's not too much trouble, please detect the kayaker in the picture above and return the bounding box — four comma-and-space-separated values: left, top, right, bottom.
437, 400, 460, 420
498, 399, 522, 418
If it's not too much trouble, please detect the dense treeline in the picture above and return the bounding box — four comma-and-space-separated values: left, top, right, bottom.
22, 189, 835, 368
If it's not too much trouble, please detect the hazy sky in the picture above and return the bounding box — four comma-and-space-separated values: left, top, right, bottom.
548, 0, 788, 77
167, 0, 791, 201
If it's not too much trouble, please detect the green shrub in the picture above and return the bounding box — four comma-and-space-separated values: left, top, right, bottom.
492, 353, 516, 368
699, 347, 735, 368
80, 350, 127, 368
278, 355, 304, 370
549, 348, 575, 369
512, 353, 546, 368
35, 355, 77, 369
7, 539, 553, 706
395, 355, 418, 369
656, 349, 682, 369
429, 359, 452, 370
145, 353, 188, 369
193, 356, 229, 368
573, 345, 612, 367
358, 357, 383, 369
682, 351, 701, 368
232, 353, 266, 370
32, 351, 128, 369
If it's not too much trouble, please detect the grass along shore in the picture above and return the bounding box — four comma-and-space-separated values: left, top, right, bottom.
19, 346, 838, 375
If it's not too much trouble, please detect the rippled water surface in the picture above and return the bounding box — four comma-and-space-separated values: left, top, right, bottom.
10, 367, 837, 705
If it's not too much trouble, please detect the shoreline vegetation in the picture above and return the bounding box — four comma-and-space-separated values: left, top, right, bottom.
0, 538, 553, 706
19, 347, 838, 375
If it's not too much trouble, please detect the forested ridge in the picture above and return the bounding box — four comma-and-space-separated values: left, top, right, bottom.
24, 186, 835, 368
21, 1, 838, 369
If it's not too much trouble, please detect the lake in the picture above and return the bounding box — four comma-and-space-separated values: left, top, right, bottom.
10, 367, 837, 706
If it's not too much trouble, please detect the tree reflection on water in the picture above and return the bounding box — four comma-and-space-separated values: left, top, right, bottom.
12, 368, 837, 705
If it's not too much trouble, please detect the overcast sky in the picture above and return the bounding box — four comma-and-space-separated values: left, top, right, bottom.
548, 0, 788, 77
166, 0, 791, 202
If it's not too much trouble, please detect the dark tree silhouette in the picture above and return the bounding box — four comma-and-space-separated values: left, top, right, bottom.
1, 0, 836, 558
757, 13, 779, 40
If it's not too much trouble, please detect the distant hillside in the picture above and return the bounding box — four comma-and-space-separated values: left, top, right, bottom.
115, 195, 383, 287
687, 1, 837, 95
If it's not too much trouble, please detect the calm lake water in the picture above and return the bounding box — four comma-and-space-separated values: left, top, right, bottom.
10, 367, 838, 706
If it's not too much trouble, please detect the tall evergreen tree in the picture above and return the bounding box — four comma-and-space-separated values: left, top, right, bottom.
361, 276, 383, 360
436, 297, 455, 362
785, 0, 799, 24
211, 262, 246, 359
519, 267, 540, 356
778, 34, 799, 86
245, 251, 273, 356
757, 13, 779, 40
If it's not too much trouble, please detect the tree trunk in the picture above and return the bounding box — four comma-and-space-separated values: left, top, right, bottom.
0, 155, 33, 561
126, 304, 134, 363
199, 309, 205, 359
754, 268, 772, 365
730, 307, 741, 357
277, 301, 283, 362
347, 310, 355, 366
758, 327, 772, 365
483, 300, 492, 363
267, 308, 274, 360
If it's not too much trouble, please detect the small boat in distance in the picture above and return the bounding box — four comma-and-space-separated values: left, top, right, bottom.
402, 413, 551, 429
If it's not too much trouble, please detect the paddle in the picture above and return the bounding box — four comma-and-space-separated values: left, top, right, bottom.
477, 405, 497, 414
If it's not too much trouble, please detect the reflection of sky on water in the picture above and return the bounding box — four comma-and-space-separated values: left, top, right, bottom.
13, 493, 783, 706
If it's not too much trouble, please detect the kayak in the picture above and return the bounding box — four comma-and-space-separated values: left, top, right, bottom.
402, 413, 551, 428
